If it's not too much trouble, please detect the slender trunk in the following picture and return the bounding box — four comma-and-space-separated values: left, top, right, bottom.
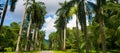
63, 21, 66, 50
95, 39, 99, 53
35, 28, 38, 50
83, 16, 89, 53
52, 41, 53, 49
82, 0, 89, 53
58, 31, 61, 50
83, 5, 89, 53
39, 41, 41, 50
98, 4, 106, 53
60, 30, 63, 50
16, 0, 28, 52
0, 0, 8, 31
76, 15, 80, 52
63, 1, 67, 50
30, 29, 35, 51
24, 18, 32, 51
99, 18, 106, 53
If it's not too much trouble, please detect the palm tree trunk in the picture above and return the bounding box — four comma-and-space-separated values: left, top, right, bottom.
83, 16, 89, 53
30, 29, 35, 51
52, 40, 54, 49
24, 18, 32, 51
82, 7, 89, 53
97, 2, 106, 52
60, 29, 63, 50
63, 21, 66, 50
0, 0, 8, 31
95, 39, 99, 53
76, 15, 80, 52
16, 0, 28, 52
58, 31, 61, 50
35, 28, 38, 50
39, 40, 41, 50
99, 17, 106, 53
81, 0, 89, 53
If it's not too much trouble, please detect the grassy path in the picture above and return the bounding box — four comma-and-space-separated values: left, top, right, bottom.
39, 51, 54, 53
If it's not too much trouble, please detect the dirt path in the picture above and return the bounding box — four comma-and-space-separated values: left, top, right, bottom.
39, 51, 54, 53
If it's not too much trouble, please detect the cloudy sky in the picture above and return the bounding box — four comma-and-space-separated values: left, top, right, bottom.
1, 0, 95, 40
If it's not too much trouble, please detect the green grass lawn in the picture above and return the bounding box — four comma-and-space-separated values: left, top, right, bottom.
0, 50, 119, 53
53, 49, 77, 53
53, 50, 120, 53
0, 51, 39, 53
54, 51, 66, 53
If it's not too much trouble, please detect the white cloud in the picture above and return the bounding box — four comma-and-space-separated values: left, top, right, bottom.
67, 15, 76, 29
37, 0, 64, 14
42, 14, 83, 40
42, 15, 57, 40
67, 14, 81, 29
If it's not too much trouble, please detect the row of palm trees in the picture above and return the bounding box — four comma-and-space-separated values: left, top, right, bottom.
55, 0, 92, 53
0, 0, 46, 52
16, 0, 46, 52
55, 0, 119, 53
0, 0, 119, 53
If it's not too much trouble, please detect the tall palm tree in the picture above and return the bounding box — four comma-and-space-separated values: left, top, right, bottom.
68, 3, 81, 52
66, 0, 96, 53
16, 0, 28, 52
55, 15, 67, 50
79, 0, 89, 53
25, 0, 46, 50
24, 14, 32, 51
96, 0, 107, 53
30, 27, 35, 51
55, 0, 72, 50
0, 0, 17, 31
24, 2, 34, 51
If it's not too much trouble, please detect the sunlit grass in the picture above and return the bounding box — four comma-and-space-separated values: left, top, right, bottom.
54, 49, 120, 53
0, 51, 39, 53
0, 52, 15, 53
53, 49, 77, 53
54, 51, 66, 53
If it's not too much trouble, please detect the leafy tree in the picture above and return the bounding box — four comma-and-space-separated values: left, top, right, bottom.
49, 32, 58, 50
0, 22, 19, 51
103, 2, 120, 50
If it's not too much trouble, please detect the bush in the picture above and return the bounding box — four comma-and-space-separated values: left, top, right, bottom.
4, 47, 12, 52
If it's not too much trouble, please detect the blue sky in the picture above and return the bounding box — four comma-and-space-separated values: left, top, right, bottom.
1, 0, 96, 40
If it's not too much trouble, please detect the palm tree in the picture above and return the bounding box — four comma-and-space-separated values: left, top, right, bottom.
66, 0, 96, 53
0, 0, 17, 31
96, 0, 107, 53
55, 0, 72, 50
49, 32, 57, 50
38, 31, 45, 50
30, 28, 35, 51
25, 0, 46, 50
64, 0, 91, 53
16, 0, 28, 52
68, 3, 81, 52
55, 15, 67, 50
24, 14, 32, 51
80, 1, 89, 53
